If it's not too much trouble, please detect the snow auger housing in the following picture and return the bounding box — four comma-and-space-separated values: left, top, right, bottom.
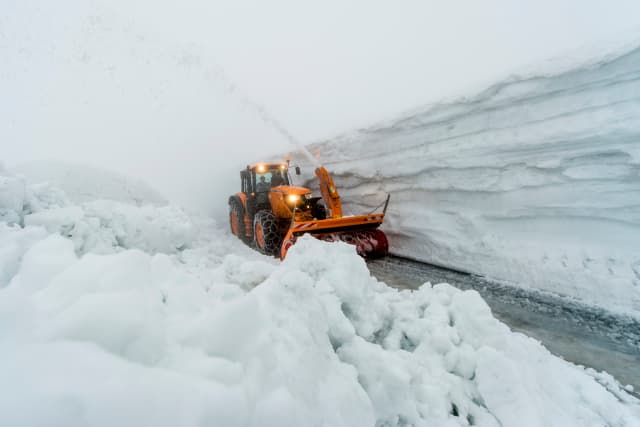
228, 160, 389, 259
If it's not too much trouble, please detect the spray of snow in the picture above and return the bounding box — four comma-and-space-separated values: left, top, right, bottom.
207, 63, 321, 168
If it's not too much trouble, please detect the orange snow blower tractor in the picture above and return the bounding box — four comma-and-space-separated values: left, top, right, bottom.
228, 159, 389, 259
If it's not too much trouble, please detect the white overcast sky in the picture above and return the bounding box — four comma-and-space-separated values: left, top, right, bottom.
2, 0, 640, 214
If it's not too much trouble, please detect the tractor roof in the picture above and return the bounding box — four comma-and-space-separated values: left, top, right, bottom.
249, 163, 288, 172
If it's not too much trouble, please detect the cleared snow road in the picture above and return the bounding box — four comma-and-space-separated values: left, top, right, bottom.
368, 256, 640, 397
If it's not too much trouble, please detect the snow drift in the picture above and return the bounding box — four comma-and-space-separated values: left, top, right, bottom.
290, 44, 640, 317
1, 168, 639, 426
0, 165, 193, 262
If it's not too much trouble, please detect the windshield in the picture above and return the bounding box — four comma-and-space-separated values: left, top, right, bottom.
255, 167, 290, 190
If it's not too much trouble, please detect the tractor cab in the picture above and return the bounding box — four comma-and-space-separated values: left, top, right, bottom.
240, 163, 318, 221
242, 163, 292, 213
241, 163, 291, 196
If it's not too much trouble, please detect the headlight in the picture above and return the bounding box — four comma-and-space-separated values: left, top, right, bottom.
257, 164, 266, 173
287, 194, 300, 203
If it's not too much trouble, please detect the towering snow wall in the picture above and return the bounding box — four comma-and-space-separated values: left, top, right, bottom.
292, 46, 640, 317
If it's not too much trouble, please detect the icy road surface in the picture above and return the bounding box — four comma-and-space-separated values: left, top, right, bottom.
368, 256, 640, 397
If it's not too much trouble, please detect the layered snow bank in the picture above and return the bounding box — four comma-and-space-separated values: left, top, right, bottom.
291, 44, 640, 317
1, 173, 639, 426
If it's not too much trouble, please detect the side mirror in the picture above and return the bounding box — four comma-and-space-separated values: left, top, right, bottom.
295, 166, 301, 175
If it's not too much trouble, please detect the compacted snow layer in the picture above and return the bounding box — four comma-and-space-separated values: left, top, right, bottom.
291, 45, 640, 317
1, 171, 639, 426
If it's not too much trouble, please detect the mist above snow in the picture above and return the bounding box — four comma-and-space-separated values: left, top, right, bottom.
4, 1, 640, 218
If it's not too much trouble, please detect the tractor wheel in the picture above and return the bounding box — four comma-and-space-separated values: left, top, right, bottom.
229, 202, 247, 242
253, 210, 282, 256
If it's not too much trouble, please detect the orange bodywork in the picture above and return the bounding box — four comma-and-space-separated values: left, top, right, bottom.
232, 191, 252, 240
254, 220, 265, 249
230, 211, 239, 235
269, 186, 312, 220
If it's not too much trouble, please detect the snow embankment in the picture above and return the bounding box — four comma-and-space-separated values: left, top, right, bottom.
292, 45, 640, 318
1, 168, 639, 426
0, 165, 191, 259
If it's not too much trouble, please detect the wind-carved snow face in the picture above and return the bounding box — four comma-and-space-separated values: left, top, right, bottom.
291, 46, 640, 317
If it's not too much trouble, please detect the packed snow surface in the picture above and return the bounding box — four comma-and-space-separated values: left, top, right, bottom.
290, 44, 640, 317
1, 168, 639, 426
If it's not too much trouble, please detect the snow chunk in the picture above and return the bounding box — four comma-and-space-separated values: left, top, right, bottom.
0, 174, 26, 224
23, 200, 195, 255
17, 234, 77, 292
0, 223, 48, 287
280, 237, 640, 426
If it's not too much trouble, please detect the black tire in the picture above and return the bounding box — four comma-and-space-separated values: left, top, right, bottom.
253, 210, 282, 256
229, 202, 247, 242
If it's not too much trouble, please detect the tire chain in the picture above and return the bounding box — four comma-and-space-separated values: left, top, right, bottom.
254, 210, 282, 255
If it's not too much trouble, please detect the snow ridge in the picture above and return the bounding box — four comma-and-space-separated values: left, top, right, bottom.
0, 168, 193, 264
293, 44, 640, 317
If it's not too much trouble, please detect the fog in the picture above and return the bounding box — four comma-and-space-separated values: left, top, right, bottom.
2, 0, 639, 219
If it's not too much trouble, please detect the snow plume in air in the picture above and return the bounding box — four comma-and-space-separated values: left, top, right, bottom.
207, 63, 321, 168
1, 168, 639, 426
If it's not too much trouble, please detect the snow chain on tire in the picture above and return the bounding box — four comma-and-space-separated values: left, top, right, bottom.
253, 210, 282, 256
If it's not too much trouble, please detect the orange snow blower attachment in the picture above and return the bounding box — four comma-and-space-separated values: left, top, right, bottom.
279, 210, 389, 259
228, 161, 389, 260
279, 166, 389, 259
